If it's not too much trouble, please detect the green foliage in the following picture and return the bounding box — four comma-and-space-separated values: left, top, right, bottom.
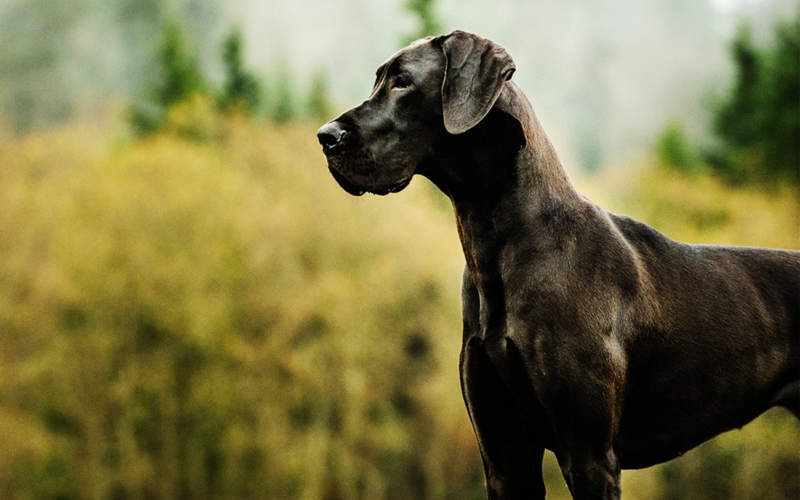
716, 25, 761, 148
403, 0, 443, 45
308, 70, 333, 123
219, 27, 262, 115
130, 16, 207, 136
126, 17, 331, 131
656, 122, 703, 175
157, 17, 206, 109
759, 18, 800, 183
711, 18, 800, 185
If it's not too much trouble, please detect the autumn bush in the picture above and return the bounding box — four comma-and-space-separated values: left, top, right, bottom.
0, 115, 796, 500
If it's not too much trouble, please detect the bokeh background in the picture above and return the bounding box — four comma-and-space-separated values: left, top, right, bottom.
0, 0, 798, 499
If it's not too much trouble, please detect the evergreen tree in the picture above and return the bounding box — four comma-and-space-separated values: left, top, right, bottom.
712, 18, 800, 185
130, 16, 206, 135
157, 17, 205, 109
715, 25, 760, 152
219, 27, 262, 115
759, 18, 800, 183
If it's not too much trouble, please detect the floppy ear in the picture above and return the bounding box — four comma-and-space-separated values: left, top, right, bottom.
441, 31, 516, 135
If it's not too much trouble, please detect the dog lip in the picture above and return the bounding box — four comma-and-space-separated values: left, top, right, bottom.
367, 175, 413, 196
328, 166, 366, 196
327, 163, 412, 197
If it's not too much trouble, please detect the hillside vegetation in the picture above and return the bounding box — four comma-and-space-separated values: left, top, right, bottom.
0, 116, 797, 500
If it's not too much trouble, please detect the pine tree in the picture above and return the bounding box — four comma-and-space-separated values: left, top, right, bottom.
157, 17, 205, 109
715, 25, 760, 151
219, 27, 262, 115
759, 18, 800, 183
712, 18, 800, 185
129, 16, 206, 135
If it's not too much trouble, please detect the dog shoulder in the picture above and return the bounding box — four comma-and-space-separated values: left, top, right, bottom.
605, 212, 674, 257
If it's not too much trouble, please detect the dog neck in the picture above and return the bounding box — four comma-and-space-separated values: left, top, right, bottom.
497, 82, 580, 204
421, 82, 584, 280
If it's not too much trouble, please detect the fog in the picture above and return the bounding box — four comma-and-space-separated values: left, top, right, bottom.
0, 0, 796, 170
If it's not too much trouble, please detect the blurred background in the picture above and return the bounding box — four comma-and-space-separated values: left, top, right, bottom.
0, 0, 797, 499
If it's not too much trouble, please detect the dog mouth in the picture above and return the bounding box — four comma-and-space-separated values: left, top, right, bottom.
329, 166, 367, 196
328, 166, 412, 196
370, 175, 413, 196
325, 149, 413, 196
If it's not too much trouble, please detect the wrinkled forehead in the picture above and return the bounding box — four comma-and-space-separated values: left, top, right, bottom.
373, 37, 444, 86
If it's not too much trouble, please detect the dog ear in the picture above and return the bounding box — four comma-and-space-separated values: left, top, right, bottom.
441, 31, 516, 135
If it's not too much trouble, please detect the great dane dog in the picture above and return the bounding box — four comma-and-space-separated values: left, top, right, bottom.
316, 31, 800, 499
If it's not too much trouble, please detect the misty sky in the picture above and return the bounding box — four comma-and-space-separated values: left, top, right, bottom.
230, 0, 793, 169
0, 0, 795, 170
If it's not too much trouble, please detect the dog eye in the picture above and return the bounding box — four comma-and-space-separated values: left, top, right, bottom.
392, 75, 412, 90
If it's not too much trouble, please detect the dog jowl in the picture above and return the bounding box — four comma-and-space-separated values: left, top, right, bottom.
317, 30, 800, 500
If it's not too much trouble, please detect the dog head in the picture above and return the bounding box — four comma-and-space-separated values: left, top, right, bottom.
317, 31, 516, 196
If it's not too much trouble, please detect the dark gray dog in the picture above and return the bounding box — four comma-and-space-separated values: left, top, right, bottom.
317, 31, 800, 500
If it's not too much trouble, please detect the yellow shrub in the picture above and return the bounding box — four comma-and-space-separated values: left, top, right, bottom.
0, 120, 796, 500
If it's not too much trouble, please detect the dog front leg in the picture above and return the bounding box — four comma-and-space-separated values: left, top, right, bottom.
558, 449, 622, 500
542, 349, 624, 500
460, 271, 545, 499
461, 336, 546, 499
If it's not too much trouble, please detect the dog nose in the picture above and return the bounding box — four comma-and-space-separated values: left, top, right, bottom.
317, 121, 347, 149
